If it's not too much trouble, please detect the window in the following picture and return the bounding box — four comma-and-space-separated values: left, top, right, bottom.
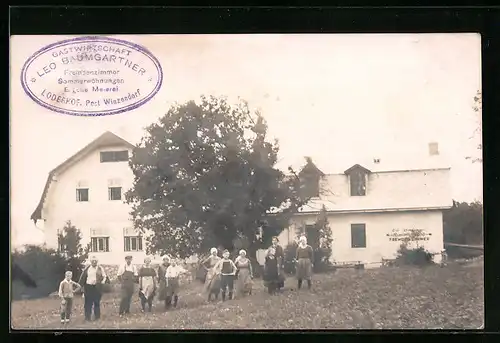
100, 150, 129, 163
124, 236, 143, 252
91, 237, 110, 252
351, 224, 366, 248
76, 188, 89, 202
350, 171, 366, 196
301, 175, 320, 198
108, 187, 122, 201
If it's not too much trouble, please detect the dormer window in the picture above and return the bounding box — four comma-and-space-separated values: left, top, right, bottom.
298, 157, 325, 199
301, 174, 320, 198
344, 164, 371, 197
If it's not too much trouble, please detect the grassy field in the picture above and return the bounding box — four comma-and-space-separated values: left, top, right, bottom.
11, 263, 483, 330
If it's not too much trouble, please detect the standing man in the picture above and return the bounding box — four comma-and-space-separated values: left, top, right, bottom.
118, 255, 138, 316
78, 256, 107, 321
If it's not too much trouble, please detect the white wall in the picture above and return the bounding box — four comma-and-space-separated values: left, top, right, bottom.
302, 168, 452, 212
42, 145, 152, 265
272, 210, 444, 267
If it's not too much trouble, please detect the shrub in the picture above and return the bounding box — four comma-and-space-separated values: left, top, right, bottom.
12, 245, 67, 300
57, 220, 90, 281
394, 244, 434, 267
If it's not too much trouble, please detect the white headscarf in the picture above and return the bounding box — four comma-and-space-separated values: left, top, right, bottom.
299, 236, 307, 247
162, 255, 170, 263
210, 247, 218, 255
235, 249, 247, 263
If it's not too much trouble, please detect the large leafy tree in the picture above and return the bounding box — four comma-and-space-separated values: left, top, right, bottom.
443, 200, 483, 258
126, 96, 309, 259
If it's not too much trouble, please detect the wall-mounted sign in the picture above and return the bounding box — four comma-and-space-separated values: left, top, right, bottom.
386, 228, 432, 242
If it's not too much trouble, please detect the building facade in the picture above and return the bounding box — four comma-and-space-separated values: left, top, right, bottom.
30, 131, 155, 265
270, 156, 452, 267
32, 132, 452, 267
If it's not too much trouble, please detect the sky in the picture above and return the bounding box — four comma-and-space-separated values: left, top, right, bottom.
10, 33, 482, 247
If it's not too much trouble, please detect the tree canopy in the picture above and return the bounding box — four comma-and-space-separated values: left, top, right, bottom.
466, 90, 482, 163
126, 96, 311, 258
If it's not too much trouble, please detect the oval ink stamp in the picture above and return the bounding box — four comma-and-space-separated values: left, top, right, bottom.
20, 36, 163, 117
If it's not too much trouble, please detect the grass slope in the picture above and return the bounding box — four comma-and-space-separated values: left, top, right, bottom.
11, 263, 483, 329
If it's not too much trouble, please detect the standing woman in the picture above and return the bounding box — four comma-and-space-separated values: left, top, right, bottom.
202, 248, 221, 295
138, 257, 156, 313
157, 256, 171, 310
117, 255, 138, 317
164, 259, 189, 309
271, 236, 285, 291
263, 247, 280, 295
295, 236, 314, 290
213, 250, 237, 301
234, 250, 253, 297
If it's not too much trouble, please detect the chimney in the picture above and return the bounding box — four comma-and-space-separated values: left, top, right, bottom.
429, 142, 439, 156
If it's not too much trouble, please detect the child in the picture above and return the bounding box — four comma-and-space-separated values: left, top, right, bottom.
164, 259, 188, 309
138, 257, 157, 313
213, 250, 237, 301
58, 271, 81, 324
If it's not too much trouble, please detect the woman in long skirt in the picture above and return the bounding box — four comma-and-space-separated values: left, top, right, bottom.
295, 236, 314, 290
202, 248, 221, 295
164, 259, 188, 309
263, 247, 280, 295
138, 257, 156, 313
271, 236, 285, 291
157, 256, 171, 310
234, 250, 253, 297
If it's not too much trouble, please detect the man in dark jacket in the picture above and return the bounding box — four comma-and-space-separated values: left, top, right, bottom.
78, 256, 107, 321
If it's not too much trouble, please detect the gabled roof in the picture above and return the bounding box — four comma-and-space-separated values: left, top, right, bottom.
298, 157, 325, 177
30, 131, 135, 222
343, 164, 372, 175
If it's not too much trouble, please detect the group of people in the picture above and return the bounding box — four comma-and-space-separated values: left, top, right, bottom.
56, 235, 315, 324
203, 235, 315, 298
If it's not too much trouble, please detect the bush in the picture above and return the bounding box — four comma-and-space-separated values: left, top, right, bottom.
12, 245, 67, 300
394, 244, 434, 267
57, 220, 89, 281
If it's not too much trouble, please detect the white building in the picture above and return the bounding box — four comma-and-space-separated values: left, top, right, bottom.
32, 131, 451, 267
271, 144, 452, 267
30, 131, 151, 266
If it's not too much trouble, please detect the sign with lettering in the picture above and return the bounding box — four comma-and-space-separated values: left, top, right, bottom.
386, 228, 432, 242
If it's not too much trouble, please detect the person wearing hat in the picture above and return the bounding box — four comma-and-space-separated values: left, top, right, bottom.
201, 248, 221, 298
78, 255, 107, 321
117, 255, 138, 316
213, 250, 237, 301
157, 255, 171, 310
271, 236, 285, 291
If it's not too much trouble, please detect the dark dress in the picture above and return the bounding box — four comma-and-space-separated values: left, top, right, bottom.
157, 263, 170, 301
264, 256, 280, 294
273, 244, 285, 288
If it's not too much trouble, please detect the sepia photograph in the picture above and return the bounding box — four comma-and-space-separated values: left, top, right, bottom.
10, 33, 483, 330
